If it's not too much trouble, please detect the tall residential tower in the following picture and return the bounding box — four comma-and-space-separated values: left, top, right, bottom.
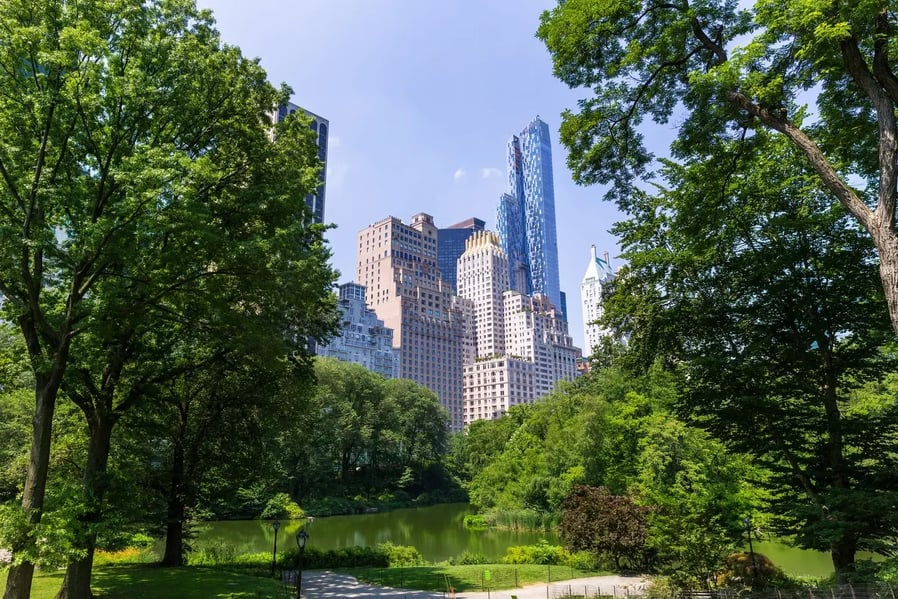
498, 117, 563, 317
580, 245, 615, 357
356, 214, 471, 430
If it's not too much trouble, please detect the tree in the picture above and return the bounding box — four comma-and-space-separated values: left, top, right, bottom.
537, 0, 898, 337
635, 416, 755, 587
381, 378, 449, 477
560, 485, 654, 570
0, 1, 338, 597
601, 131, 898, 576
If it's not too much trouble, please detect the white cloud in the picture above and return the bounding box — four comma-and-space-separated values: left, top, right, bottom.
328, 135, 342, 149
480, 167, 502, 179
453, 168, 466, 181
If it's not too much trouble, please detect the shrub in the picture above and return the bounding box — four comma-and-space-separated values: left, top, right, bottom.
463, 515, 489, 530
644, 575, 682, 599
501, 540, 571, 565
260, 493, 304, 520
452, 551, 489, 565
282, 545, 389, 569
715, 552, 785, 589
567, 550, 597, 570
378, 542, 425, 567
92, 546, 156, 566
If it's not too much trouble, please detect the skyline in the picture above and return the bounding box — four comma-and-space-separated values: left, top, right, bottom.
196, 0, 658, 350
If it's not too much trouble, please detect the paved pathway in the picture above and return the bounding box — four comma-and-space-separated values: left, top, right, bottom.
300, 570, 648, 599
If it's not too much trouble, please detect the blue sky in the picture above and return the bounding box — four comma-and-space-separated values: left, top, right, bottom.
197, 0, 669, 351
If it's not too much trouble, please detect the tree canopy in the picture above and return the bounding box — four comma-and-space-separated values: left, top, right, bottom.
601, 127, 898, 575
0, 1, 339, 596
538, 0, 898, 336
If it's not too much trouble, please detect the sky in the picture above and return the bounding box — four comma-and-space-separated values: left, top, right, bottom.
196, 0, 670, 351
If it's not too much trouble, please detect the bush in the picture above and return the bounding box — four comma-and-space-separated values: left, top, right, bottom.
715, 552, 786, 589
644, 575, 682, 599
260, 493, 304, 520
567, 550, 598, 570
463, 515, 489, 530
378, 542, 425, 567
451, 551, 489, 565
282, 545, 390, 569
501, 540, 572, 565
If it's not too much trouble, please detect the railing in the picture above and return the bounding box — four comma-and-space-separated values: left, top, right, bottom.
674, 585, 898, 599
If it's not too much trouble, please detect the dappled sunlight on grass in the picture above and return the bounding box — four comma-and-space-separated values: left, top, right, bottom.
3, 564, 283, 599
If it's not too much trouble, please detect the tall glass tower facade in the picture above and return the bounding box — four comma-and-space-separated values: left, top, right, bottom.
498, 117, 563, 316
437, 217, 486, 292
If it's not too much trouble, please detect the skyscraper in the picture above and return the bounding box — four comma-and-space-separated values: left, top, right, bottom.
437, 217, 485, 292
497, 117, 563, 317
316, 283, 400, 378
275, 102, 329, 224
356, 213, 471, 430
456, 230, 578, 426
580, 245, 615, 357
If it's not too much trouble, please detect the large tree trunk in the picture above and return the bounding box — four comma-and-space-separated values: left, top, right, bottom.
54, 414, 114, 599
3, 384, 55, 599
5, 314, 70, 599
831, 537, 857, 582
161, 429, 187, 567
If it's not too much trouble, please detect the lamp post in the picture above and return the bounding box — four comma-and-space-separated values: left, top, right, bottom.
296, 528, 309, 599
271, 519, 280, 577
743, 515, 759, 582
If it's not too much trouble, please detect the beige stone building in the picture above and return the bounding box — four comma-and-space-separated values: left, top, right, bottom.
356, 213, 469, 430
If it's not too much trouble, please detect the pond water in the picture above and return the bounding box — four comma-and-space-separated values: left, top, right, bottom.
194, 503, 558, 563
193, 502, 841, 577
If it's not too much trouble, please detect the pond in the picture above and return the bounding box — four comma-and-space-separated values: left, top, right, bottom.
193, 503, 558, 563
192, 503, 840, 577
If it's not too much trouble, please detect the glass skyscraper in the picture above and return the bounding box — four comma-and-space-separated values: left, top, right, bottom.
437, 217, 485, 292
497, 117, 563, 316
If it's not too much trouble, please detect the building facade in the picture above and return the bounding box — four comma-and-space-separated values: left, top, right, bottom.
437, 217, 485, 292
580, 245, 615, 357
499, 117, 563, 316
316, 282, 400, 378
456, 229, 579, 426
356, 213, 469, 430
504, 291, 579, 399
275, 102, 329, 224
456, 231, 509, 358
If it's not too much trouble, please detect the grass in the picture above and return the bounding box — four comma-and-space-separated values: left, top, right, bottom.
2, 562, 610, 597
1, 564, 286, 599
341, 563, 609, 592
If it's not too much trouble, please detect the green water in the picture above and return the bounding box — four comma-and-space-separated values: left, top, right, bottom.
195, 503, 558, 563
195, 503, 841, 577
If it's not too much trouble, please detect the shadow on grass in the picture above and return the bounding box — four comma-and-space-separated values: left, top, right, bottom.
91, 564, 284, 599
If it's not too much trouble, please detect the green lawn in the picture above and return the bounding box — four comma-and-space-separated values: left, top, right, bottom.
342, 563, 608, 592
1, 565, 286, 599
2, 562, 610, 597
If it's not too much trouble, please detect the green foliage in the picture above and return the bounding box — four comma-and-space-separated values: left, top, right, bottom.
635, 416, 755, 583
451, 551, 490, 565
463, 514, 489, 530
260, 493, 304, 521
602, 129, 898, 574
501, 541, 572, 565
281, 545, 390, 569
274, 358, 454, 510
378, 542, 425, 567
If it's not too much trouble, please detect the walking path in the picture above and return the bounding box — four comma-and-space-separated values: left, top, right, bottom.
301, 570, 648, 599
